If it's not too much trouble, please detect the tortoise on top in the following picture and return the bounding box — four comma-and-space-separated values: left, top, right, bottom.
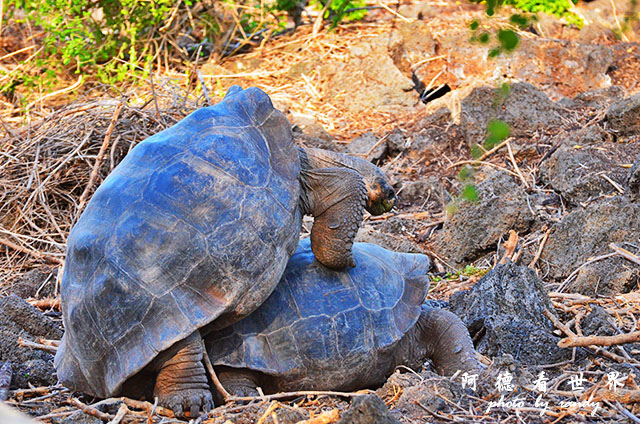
207, 238, 481, 395
55, 86, 395, 417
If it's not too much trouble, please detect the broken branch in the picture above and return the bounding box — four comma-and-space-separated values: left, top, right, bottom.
78, 102, 124, 212
609, 243, 640, 267
558, 331, 640, 348
0, 237, 64, 265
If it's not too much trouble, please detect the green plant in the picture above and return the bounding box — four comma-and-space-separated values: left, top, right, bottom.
445, 165, 480, 216
470, 0, 583, 25
3, 0, 208, 101
504, 0, 583, 26
431, 265, 489, 282
448, 83, 513, 216
468, 0, 584, 59
310, 0, 368, 28
2, 0, 369, 104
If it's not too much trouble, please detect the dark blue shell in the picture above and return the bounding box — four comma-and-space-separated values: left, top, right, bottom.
207, 238, 430, 388
55, 86, 301, 398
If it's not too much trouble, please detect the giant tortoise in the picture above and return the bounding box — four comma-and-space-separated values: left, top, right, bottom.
55, 86, 395, 416
207, 238, 480, 395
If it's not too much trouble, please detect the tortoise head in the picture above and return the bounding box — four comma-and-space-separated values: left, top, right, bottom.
363, 169, 396, 216
341, 158, 395, 216
299, 147, 396, 216
338, 153, 395, 216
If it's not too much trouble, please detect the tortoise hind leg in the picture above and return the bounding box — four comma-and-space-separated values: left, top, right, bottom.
153, 331, 213, 418
418, 307, 482, 376
216, 366, 262, 399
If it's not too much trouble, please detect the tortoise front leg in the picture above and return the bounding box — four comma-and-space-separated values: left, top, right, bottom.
153, 331, 213, 418
300, 167, 367, 269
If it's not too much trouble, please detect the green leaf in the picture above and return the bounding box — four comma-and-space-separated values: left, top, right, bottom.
461, 184, 479, 202
488, 48, 502, 58
499, 82, 511, 98
446, 201, 459, 216
497, 29, 519, 51
485, 119, 511, 148
471, 144, 483, 159
488, 120, 510, 140
478, 32, 490, 43
509, 14, 528, 27
470, 20, 479, 30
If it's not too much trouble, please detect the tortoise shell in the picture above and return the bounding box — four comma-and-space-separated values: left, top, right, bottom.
55, 86, 301, 397
207, 238, 430, 391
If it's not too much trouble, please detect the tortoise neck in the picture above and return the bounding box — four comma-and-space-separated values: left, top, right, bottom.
301, 147, 378, 178
297, 147, 313, 216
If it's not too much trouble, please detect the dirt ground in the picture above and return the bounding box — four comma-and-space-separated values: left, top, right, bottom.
1, 0, 640, 422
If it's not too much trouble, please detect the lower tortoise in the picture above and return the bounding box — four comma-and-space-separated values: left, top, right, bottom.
207, 238, 481, 396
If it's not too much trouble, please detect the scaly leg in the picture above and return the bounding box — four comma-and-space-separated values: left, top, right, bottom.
153, 332, 213, 418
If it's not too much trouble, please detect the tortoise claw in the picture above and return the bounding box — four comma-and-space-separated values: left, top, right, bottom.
160, 389, 213, 419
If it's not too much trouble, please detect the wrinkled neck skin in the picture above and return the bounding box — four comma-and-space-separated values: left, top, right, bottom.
297, 147, 384, 215
417, 307, 482, 376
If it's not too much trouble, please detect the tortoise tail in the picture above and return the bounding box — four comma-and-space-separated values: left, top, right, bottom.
418, 306, 482, 376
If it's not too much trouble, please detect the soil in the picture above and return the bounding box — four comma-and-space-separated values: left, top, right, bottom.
1, 0, 640, 423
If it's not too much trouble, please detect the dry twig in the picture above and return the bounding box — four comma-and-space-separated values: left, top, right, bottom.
229, 389, 373, 403
609, 243, 640, 267
68, 397, 115, 421
499, 230, 518, 264
77, 102, 125, 212
296, 408, 340, 423
18, 338, 58, 354
558, 331, 640, 348
529, 228, 551, 268
201, 339, 233, 402
0, 237, 64, 265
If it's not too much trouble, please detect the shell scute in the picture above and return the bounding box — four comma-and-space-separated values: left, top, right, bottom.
189, 129, 271, 187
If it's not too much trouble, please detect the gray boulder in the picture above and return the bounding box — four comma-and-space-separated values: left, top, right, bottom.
607, 92, 640, 136
337, 394, 401, 424
539, 126, 634, 204
0, 295, 62, 389
541, 197, 640, 289
460, 82, 563, 148
449, 262, 568, 365
434, 172, 535, 266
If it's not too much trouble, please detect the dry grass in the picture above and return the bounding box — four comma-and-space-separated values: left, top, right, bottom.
0, 82, 204, 288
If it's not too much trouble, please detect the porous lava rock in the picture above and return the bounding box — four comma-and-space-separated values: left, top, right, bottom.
459, 82, 563, 148
433, 172, 535, 266
337, 394, 401, 424
342, 131, 387, 162
0, 295, 62, 388
355, 226, 423, 253
6, 267, 57, 299
626, 156, 640, 202
448, 262, 568, 365
606, 92, 640, 136
539, 126, 634, 205
540, 197, 640, 291
377, 370, 465, 420
559, 86, 626, 110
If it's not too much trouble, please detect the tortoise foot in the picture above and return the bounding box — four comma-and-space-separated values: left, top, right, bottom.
158, 388, 214, 418
232, 384, 260, 398
217, 367, 261, 398
154, 332, 213, 418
